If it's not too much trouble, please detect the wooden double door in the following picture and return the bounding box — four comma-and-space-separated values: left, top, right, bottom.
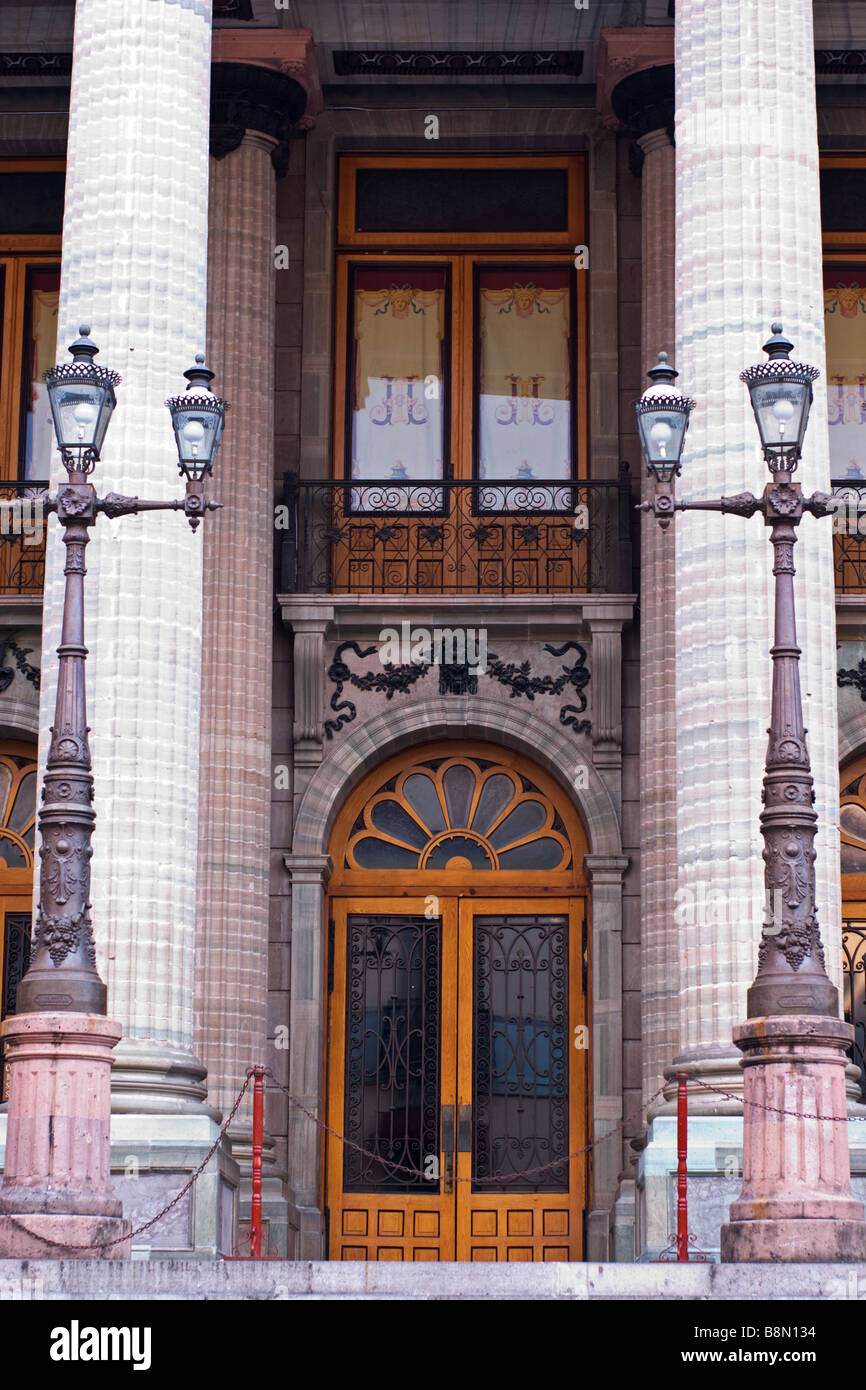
326, 896, 587, 1261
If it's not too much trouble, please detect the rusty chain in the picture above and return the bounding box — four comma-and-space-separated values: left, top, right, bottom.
9, 1066, 866, 1256
6, 1071, 254, 1254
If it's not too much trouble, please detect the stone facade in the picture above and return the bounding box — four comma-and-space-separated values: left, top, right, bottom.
1, 0, 866, 1271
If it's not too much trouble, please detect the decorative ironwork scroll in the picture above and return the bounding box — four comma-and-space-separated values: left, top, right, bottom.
343, 914, 441, 1192
472, 914, 569, 1192
324, 639, 591, 740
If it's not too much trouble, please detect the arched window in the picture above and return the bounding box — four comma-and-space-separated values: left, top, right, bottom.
331, 743, 585, 891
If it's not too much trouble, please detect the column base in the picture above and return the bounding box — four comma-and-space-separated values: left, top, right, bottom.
0, 1213, 131, 1260
722, 1218, 866, 1263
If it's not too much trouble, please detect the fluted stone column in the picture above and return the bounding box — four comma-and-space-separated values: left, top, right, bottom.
197, 130, 276, 1136
672, 0, 841, 1096
195, 45, 314, 1256
636, 125, 678, 1118
30, 0, 240, 1256
39, 0, 214, 1108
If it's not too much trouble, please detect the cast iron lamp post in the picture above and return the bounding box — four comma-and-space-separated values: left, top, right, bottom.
638, 325, 866, 1262
14, 328, 227, 1017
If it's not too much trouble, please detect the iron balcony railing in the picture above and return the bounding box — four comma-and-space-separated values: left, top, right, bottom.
0, 481, 48, 596
280, 471, 633, 596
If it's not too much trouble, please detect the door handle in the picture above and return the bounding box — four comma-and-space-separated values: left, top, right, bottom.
441, 1105, 455, 1194
457, 1103, 471, 1152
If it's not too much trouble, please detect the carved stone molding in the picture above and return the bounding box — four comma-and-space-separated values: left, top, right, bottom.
290, 617, 332, 776
0, 53, 72, 77
586, 615, 627, 766
331, 50, 584, 78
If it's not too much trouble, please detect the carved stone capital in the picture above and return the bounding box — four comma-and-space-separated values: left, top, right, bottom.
212, 28, 322, 141
210, 61, 310, 176
596, 27, 674, 141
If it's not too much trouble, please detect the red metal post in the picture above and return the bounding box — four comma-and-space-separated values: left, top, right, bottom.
250, 1065, 265, 1258
676, 1070, 689, 1262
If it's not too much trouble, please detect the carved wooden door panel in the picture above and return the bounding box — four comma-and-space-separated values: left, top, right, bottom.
326, 899, 458, 1260
455, 898, 585, 1261
326, 896, 587, 1261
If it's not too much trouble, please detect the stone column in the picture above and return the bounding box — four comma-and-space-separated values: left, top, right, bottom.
195, 37, 317, 1257
584, 852, 629, 1261
282, 852, 331, 1259
672, 0, 841, 1098
31, 0, 238, 1256
598, 31, 678, 1128
635, 122, 678, 1121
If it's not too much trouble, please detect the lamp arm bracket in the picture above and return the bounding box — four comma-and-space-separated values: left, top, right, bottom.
803, 491, 835, 518
96, 493, 224, 521
677, 492, 762, 518
97, 493, 184, 519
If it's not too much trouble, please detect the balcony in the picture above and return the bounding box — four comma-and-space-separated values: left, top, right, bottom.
0, 482, 48, 596
280, 473, 633, 597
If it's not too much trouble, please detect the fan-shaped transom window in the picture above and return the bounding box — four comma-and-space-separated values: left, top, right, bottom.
346, 755, 572, 872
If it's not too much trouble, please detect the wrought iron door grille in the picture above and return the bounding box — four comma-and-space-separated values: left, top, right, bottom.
281, 474, 632, 596
0, 910, 31, 1099
843, 919, 866, 1095
472, 914, 569, 1193
343, 914, 441, 1192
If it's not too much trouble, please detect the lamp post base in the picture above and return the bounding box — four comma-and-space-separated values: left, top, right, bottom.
720, 1014, 866, 1263
722, 1217, 866, 1263
0, 1012, 130, 1260
0, 1214, 130, 1260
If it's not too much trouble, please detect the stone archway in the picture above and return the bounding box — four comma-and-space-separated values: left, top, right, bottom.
283, 696, 626, 1259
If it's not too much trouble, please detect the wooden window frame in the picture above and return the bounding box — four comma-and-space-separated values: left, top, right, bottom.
823, 155, 866, 257
334, 251, 588, 484
0, 159, 64, 482
337, 154, 584, 251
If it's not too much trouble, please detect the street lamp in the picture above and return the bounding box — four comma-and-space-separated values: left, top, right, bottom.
638, 325, 866, 1263
634, 352, 695, 528
14, 328, 226, 1017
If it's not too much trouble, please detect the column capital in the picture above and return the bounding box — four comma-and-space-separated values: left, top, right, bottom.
283, 853, 333, 886
212, 28, 323, 127
583, 853, 630, 885
596, 27, 674, 174
210, 31, 322, 176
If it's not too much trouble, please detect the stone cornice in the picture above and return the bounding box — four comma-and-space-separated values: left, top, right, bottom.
278, 592, 637, 642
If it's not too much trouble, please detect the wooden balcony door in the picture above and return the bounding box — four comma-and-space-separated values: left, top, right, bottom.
326, 896, 586, 1261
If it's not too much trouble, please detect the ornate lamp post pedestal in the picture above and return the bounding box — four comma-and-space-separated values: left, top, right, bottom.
639, 328, 866, 1262
0, 1014, 129, 1258
0, 331, 225, 1260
